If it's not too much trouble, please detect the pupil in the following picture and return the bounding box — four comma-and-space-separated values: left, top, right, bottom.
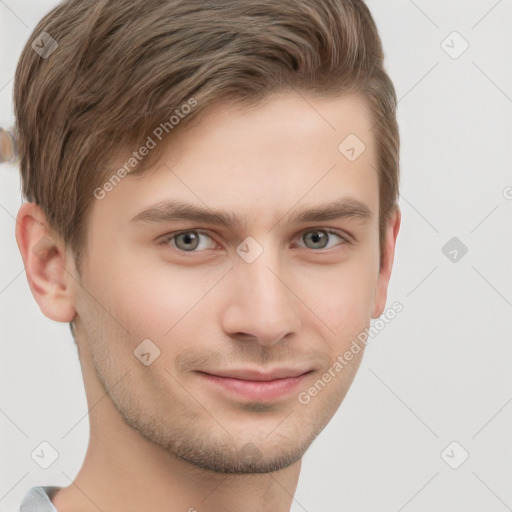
179, 232, 198, 250
308, 231, 326, 248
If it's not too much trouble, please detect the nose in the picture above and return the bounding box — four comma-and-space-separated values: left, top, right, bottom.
220, 245, 302, 347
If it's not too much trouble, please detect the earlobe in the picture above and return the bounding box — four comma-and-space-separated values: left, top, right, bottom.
371, 206, 401, 319
15, 202, 77, 323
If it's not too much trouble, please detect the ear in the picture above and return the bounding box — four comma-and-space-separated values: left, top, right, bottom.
371, 206, 401, 319
15, 202, 78, 323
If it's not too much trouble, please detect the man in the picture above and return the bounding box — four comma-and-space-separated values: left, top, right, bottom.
13, 0, 400, 510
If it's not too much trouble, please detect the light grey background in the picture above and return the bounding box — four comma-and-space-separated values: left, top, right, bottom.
1, 1, 511, 511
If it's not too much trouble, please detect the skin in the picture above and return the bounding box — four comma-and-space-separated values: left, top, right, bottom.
16, 90, 400, 512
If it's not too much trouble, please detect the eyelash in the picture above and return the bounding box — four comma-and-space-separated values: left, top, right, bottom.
158, 228, 351, 255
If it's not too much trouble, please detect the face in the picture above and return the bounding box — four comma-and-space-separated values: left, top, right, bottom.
72, 91, 396, 473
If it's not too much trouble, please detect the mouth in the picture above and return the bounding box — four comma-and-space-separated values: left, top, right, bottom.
197, 368, 313, 401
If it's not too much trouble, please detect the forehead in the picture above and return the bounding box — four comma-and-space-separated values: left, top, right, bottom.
89, 91, 378, 234
175, 91, 375, 168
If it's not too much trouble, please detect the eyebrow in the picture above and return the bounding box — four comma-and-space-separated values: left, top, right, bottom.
129, 197, 372, 229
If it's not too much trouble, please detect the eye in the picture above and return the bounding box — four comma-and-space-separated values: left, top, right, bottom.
161, 230, 218, 252
159, 228, 349, 255
295, 229, 348, 250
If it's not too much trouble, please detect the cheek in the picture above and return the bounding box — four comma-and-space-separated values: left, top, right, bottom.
103, 259, 221, 341
302, 252, 379, 343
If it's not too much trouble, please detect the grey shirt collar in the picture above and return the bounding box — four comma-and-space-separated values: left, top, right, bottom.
19, 486, 60, 512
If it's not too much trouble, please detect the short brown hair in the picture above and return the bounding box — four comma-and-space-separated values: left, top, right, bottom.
14, 0, 399, 275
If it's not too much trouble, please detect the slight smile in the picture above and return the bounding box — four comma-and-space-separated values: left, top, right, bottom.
197, 369, 313, 402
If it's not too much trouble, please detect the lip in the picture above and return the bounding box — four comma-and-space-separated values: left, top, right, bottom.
198, 368, 312, 401
202, 367, 311, 381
